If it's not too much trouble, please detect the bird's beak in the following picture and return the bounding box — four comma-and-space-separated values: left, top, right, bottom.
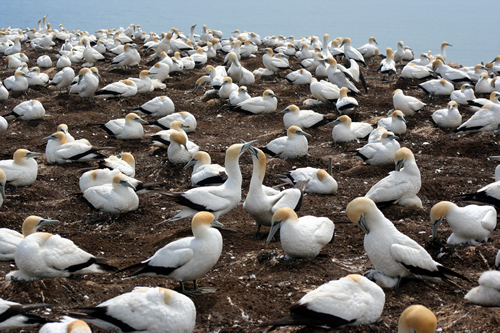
248, 146, 258, 157
431, 218, 442, 240
266, 220, 282, 243
395, 158, 405, 171
280, 108, 290, 114
41, 134, 56, 141
38, 218, 60, 227
210, 220, 225, 228
135, 117, 149, 125
328, 119, 341, 126
0, 182, 4, 202
120, 179, 136, 190
297, 130, 312, 138
358, 215, 370, 234
26, 151, 43, 158
240, 139, 258, 154
184, 158, 197, 169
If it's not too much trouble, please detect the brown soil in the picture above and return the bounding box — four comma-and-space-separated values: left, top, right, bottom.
1, 38, 500, 333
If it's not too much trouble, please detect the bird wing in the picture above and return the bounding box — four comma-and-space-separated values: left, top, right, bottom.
148, 238, 194, 269
41, 235, 94, 272
389, 242, 438, 274
181, 187, 232, 212
365, 172, 412, 202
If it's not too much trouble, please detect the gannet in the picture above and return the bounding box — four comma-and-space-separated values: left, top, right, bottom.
465, 271, 500, 306
262, 48, 291, 72
357, 37, 378, 62
380, 48, 397, 80
4, 55, 23, 70
432, 59, 473, 84
259, 274, 384, 329
167, 131, 199, 164
282, 167, 337, 194
281, 104, 329, 129
398, 305, 437, 333
377, 110, 406, 135
468, 91, 500, 112
218, 76, 238, 99
81, 37, 104, 66
329, 115, 373, 143
106, 43, 140, 70
163, 141, 256, 222
48, 66, 75, 92
95, 79, 137, 98
266, 207, 334, 258
0, 298, 51, 330
26, 66, 49, 87
342, 37, 367, 67
229, 85, 251, 105
436, 42, 452, 61
336, 87, 359, 115
243, 147, 307, 237
300, 52, 322, 71
70, 67, 100, 101
99, 152, 135, 177
126, 70, 153, 94
7, 216, 116, 281
285, 68, 312, 85
36, 55, 52, 68
40, 318, 91, 333
0, 81, 8, 101
356, 131, 400, 166
99, 112, 148, 139
308, 78, 340, 104
5, 99, 45, 120
233, 89, 277, 114
392, 89, 426, 116
430, 201, 496, 245
3, 36, 22, 55
326, 57, 361, 94
394, 41, 406, 64
450, 84, 476, 106
3, 70, 29, 92
432, 101, 462, 128
346, 197, 469, 288
119, 212, 223, 294
456, 103, 500, 133
131, 96, 174, 118
0, 149, 42, 187
193, 65, 226, 91
42, 131, 106, 164
475, 72, 495, 94
149, 111, 197, 132
56, 54, 71, 69
82, 173, 139, 214
401, 63, 434, 80
261, 126, 311, 158
150, 120, 189, 148
419, 78, 454, 97
184, 151, 227, 186
147, 62, 170, 83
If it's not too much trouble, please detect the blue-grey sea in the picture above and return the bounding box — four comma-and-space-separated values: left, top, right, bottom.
1, 0, 497, 67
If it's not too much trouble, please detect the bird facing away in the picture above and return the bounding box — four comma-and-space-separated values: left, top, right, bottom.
398, 305, 437, 333
464, 270, 500, 307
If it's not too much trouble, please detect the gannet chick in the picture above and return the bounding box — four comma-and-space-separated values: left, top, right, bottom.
0, 298, 52, 330
233, 89, 277, 114
266, 207, 334, 258
149, 111, 197, 132
99, 152, 135, 177
42, 131, 107, 164
99, 112, 148, 139
355, 131, 400, 166
392, 89, 426, 116
329, 115, 373, 143
365, 148, 422, 208
132, 95, 174, 117
465, 271, 500, 306
184, 151, 227, 186
432, 101, 462, 128
95, 79, 137, 98
3, 71, 29, 92
456, 103, 500, 133
336, 87, 359, 115
163, 141, 256, 222
0, 149, 43, 186
281, 167, 337, 194
451, 84, 476, 106
419, 78, 454, 97
229, 85, 251, 105
82, 173, 139, 214
281, 104, 330, 129
398, 305, 437, 333
243, 147, 307, 237
285, 68, 312, 85
119, 212, 222, 294
259, 274, 384, 329
377, 110, 406, 135
5, 100, 45, 120
430, 201, 496, 245
71, 287, 195, 332
167, 131, 199, 164
40, 317, 91, 333
261, 126, 311, 158
6, 216, 117, 281
346, 197, 470, 288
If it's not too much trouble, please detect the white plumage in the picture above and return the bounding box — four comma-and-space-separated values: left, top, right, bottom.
95, 79, 137, 98
99, 112, 148, 139
149, 111, 197, 132
392, 89, 426, 116
356, 131, 400, 166
456, 103, 500, 133
450, 84, 475, 106
309, 77, 340, 104
419, 78, 454, 97
40, 317, 91, 333
282, 167, 337, 194
433, 59, 472, 84
336, 87, 359, 115
184, 151, 227, 186
401, 63, 434, 79
377, 110, 406, 135
106, 43, 140, 70
465, 271, 500, 306
83, 173, 139, 214
234, 89, 278, 114
7, 99, 45, 120
100, 153, 135, 177
133, 95, 174, 117
281, 104, 329, 129
26, 67, 49, 86
432, 101, 462, 128
285, 68, 312, 85
49, 66, 75, 92
167, 131, 199, 164
0, 226, 23, 261
330, 115, 373, 143
0, 298, 51, 330
43, 131, 106, 164
0, 149, 42, 186
229, 86, 251, 105
327, 57, 360, 94
261, 125, 311, 158
128, 70, 154, 94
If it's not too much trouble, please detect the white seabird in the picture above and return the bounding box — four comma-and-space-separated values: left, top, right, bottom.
99, 112, 148, 139
475, 72, 495, 94
69, 67, 100, 101
266, 207, 334, 258
262, 48, 291, 72
149, 111, 197, 132
392, 89, 426, 116
5, 99, 45, 121
36, 55, 52, 68
56, 54, 71, 69
99, 152, 135, 177
355, 131, 400, 166
42, 131, 107, 164
336, 87, 359, 115
456, 103, 500, 133
184, 151, 227, 186
72, 287, 195, 332
150, 120, 190, 148
233, 89, 277, 114
259, 274, 384, 329
119, 211, 223, 294
380, 48, 396, 80
0, 81, 9, 101
342, 37, 367, 67
377, 110, 406, 135
326, 57, 361, 94
329, 115, 373, 143
132, 95, 174, 117
432, 59, 473, 84
430, 201, 496, 245
281, 167, 337, 194
229, 86, 251, 106
0, 298, 51, 330
40, 317, 91, 333
6, 216, 116, 281
308, 77, 340, 104
148, 62, 170, 82
26, 66, 49, 86
0, 149, 43, 186
450, 84, 476, 106
467, 91, 500, 112
94, 79, 137, 98
432, 101, 462, 128
401, 62, 434, 80
357, 36, 379, 62
127, 70, 154, 94
398, 305, 437, 333
218, 76, 238, 99
48, 66, 75, 92
281, 104, 330, 129
285, 68, 312, 85
261, 125, 311, 158
167, 131, 199, 164
465, 271, 500, 306
106, 43, 140, 70
346, 197, 470, 288
3, 70, 29, 93
418, 78, 454, 97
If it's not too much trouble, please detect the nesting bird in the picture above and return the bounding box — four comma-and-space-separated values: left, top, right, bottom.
95, 79, 137, 98
281, 167, 337, 194
398, 305, 437, 333
355, 131, 401, 166
432, 101, 462, 128
233, 89, 277, 114
132, 95, 175, 117
465, 271, 500, 306
99, 112, 148, 139
329, 115, 373, 143
5, 99, 45, 120
281, 104, 330, 129
43, 131, 107, 164
0, 149, 43, 187
336, 87, 359, 115
261, 125, 311, 158
377, 110, 406, 135
392, 89, 426, 116
184, 151, 227, 186
0, 298, 52, 330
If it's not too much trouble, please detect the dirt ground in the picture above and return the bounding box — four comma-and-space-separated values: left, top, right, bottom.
1, 35, 500, 333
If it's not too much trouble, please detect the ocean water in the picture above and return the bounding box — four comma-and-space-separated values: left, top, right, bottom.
1, 0, 497, 67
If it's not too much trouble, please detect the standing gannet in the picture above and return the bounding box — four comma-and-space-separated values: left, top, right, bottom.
266, 207, 334, 258
419, 78, 454, 97
355, 131, 400, 166
346, 197, 470, 287
71, 287, 196, 332
262, 48, 291, 72
167, 131, 199, 164
432, 59, 473, 84
281, 104, 329, 129
106, 43, 140, 70
281, 167, 337, 194
40, 318, 91, 333
378, 110, 407, 135
99, 112, 148, 139
450, 84, 476, 106
329, 115, 373, 143
82, 173, 139, 214
184, 151, 227, 186
48, 66, 75, 92
99, 152, 135, 177
430, 201, 496, 245
42, 131, 107, 164
0, 298, 52, 330
436, 42, 452, 61
243, 147, 306, 237
6, 216, 116, 281
392, 89, 426, 116
380, 48, 397, 80
94, 79, 137, 98
456, 103, 500, 133
132, 95, 174, 117
3, 70, 29, 92
119, 212, 223, 294
261, 125, 311, 158
81, 37, 104, 66
285, 68, 312, 85
233, 89, 277, 114
398, 305, 437, 333
365, 147, 422, 208
326, 57, 361, 94
5, 99, 45, 120
259, 274, 384, 329
336, 87, 359, 115
308, 77, 340, 104
357, 37, 379, 62
465, 271, 500, 306
163, 141, 256, 222
149, 111, 197, 132
394, 41, 406, 64
229, 85, 251, 105
0, 149, 43, 186
432, 101, 462, 128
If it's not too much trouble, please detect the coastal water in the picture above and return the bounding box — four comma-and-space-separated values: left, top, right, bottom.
1, 0, 497, 67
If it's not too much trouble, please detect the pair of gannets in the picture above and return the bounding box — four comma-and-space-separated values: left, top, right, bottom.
0, 298, 52, 330
355, 131, 400, 166
106, 43, 140, 70
99, 152, 135, 177
346, 197, 469, 288
119, 211, 222, 295
6, 216, 117, 281
330, 115, 373, 143
99, 112, 148, 139
184, 151, 227, 186
132, 95, 175, 117
431, 101, 462, 128
261, 126, 311, 158
233, 89, 278, 114
392, 89, 426, 116
229, 85, 251, 105
69, 67, 100, 101
262, 48, 292, 72
5, 99, 45, 120
43, 131, 107, 164
281, 104, 330, 129
0, 149, 42, 186
326, 57, 361, 94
